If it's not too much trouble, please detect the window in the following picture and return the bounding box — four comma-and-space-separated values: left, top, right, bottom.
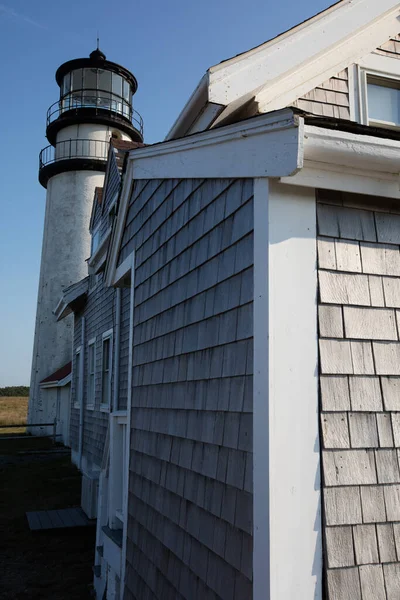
91, 227, 101, 257
101, 330, 113, 409
74, 347, 82, 408
366, 75, 400, 128
87, 339, 96, 408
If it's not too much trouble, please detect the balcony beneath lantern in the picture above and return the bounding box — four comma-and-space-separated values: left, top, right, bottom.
46, 90, 144, 145
39, 138, 112, 188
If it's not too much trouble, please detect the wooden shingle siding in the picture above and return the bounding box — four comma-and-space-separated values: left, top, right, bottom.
375, 34, 400, 59
293, 69, 350, 119
70, 274, 116, 468
317, 190, 400, 600
122, 178, 254, 599
118, 287, 130, 411
70, 316, 82, 452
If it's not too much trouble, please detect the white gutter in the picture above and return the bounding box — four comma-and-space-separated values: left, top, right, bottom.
113, 288, 121, 412
78, 316, 85, 469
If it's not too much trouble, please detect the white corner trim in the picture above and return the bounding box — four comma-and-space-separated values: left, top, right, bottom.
120, 250, 135, 600
303, 125, 400, 175
130, 110, 303, 180
255, 180, 321, 600
253, 178, 270, 600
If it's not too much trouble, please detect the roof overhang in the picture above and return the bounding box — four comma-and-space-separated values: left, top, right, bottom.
54, 277, 89, 321
40, 362, 72, 389
166, 0, 400, 139
106, 107, 400, 286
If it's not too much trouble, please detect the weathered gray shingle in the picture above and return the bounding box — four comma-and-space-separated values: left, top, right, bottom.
353, 524, 379, 565
349, 377, 382, 412
325, 526, 355, 568
321, 413, 350, 449
348, 413, 378, 448
327, 567, 361, 600
383, 563, 400, 600
381, 377, 400, 411
323, 450, 377, 486
324, 487, 362, 526
319, 271, 371, 306
343, 306, 397, 341
319, 305, 344, 338
377, 524, 397, 563
359, 564, 386, 600
360, 486, 386, 524
321, 376, 350, 411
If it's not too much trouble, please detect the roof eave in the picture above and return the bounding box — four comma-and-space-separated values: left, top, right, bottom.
165, 73, 211, 140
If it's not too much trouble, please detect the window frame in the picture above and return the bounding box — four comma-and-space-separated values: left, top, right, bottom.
73, 346, 82, 409
361, 67, 400, 130
86, 337, 96, 410
100, 328, 113, 412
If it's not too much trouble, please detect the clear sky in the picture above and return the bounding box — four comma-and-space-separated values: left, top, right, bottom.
0, 0, 333, 386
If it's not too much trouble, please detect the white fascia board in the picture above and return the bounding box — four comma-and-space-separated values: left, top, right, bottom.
281, 162, 400, 199
209, 1, 400, 109
130, 109, 304, 180
303, 125, 400, 174
165, 74, 210, 140
105, 161, 134, 288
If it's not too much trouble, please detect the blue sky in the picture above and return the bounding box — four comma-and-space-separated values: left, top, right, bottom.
0, 0, 333, 385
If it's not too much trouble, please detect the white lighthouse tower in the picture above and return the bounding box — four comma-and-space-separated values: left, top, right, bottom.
29, 48, 143, 428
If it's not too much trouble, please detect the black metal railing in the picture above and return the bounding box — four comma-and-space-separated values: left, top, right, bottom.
39, 138, 110, 170
46, 89, 144, 136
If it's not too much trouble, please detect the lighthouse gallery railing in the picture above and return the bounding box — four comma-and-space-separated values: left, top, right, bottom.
39, 138, 110, 169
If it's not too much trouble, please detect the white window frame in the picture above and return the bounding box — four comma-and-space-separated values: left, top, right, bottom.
73, 346, 82, 409
100, 328, 113, 412
359, 65, 400, 130
86, 337, 96, 410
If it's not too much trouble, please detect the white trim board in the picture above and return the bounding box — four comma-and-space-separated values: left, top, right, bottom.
253, 179, 321, 600
130, 110, 303, 180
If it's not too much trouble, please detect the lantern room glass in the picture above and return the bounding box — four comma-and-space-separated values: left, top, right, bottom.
60, 68, 132, 119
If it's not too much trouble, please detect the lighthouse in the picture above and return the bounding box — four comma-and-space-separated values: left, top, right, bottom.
29, 48, 143, 427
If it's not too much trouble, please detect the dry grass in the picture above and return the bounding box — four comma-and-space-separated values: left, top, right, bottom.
0, 397, 29, 434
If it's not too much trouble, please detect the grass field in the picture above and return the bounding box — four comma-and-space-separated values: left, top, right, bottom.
0, 396, 29, 434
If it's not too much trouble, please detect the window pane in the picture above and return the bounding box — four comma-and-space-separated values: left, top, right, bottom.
368, 82, 400, 125
123, 80, 130, 102
62, 73, 71, 96
98, 69, 112, 92
112, 73, 123, 98
71, 69, 83, 92
83, 68, 97, 91
102, 369, 109, 404
75, 352, 80, 398
103, 338, 110, 370
89, 344, 95, 373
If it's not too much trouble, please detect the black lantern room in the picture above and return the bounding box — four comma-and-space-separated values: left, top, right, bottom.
45, 48, 143, 145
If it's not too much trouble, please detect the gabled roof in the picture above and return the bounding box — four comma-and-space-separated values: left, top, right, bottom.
40, 361, 72, 387
167, 0, 400, 139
